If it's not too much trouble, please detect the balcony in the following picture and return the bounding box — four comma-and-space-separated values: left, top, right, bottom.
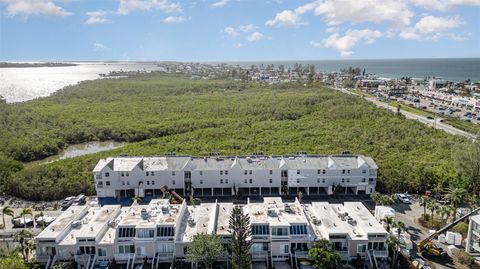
372, 250, 388, 258
251, 251, 269, 260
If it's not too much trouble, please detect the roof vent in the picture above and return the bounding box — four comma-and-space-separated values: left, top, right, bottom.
341, 150, 351, 155
296, 151, 307, 155
164, 152, 176, 156
120, 153, 128, 157
246, 157, 252, 163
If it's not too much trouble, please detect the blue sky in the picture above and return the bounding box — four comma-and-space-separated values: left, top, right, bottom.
0, 0, 479, 61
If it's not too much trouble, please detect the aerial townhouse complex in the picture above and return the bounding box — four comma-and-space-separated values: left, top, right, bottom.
93, 153, 378, 203
35, 197, 389, 269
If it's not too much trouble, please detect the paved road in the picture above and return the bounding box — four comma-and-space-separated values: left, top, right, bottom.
335, 87, 478, 140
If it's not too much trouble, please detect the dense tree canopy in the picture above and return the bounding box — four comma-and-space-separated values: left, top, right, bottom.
0, 74, 471, 200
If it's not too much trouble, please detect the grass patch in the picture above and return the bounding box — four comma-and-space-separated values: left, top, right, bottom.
351, 89, 374, 97
387, 101, 437, 117
444, 118, 480, 135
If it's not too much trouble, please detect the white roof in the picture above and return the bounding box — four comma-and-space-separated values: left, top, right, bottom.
117, 199, 184, 228
177, 203, 217, 242
93, 155, 377, 172
247, 197, 308, 226
36, 206, 88, 241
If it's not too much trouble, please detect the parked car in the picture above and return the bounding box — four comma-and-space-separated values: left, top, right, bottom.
71, 194, 86, 206
427, 116, 434, 120
61, 196, 76, 209
396, 193, 411, 204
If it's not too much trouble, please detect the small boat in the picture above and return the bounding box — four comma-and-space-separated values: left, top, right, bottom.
35, 215, 56, 226
12, 217, 34, 228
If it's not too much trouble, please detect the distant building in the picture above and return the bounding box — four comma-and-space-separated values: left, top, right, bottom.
35, 197, 388, 269
428, 78, 447, 90
466, 214, 480, 255
93, 154, 378, 203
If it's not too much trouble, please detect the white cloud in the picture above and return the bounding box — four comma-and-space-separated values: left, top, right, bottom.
309, 41, 322, 48
224, 26, 238, 36
93, 43, 106, 50
164, 16, 184, 23
0, 0, 72, 18
247, 31, 264, 42
85, 11, 108, 24
400, 15, 465, 39
212, 0, 229, 8
411, 0, 480, 10
116, 0, 182, 15
319, 29, 382, 57
325, 27, 339, 33
238, 24, 256, 33
265, 10, 304, 27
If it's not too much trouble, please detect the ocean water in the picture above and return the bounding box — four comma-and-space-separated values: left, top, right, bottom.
232, 58, 480, 82
0, 58, 479, 103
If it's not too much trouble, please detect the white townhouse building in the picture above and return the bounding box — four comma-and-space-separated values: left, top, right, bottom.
466, 214, 480, 255
35, 198, 388, 269
93, 154, 378, 203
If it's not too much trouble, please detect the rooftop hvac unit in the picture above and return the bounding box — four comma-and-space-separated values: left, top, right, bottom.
312, 216, 321, 225
71, 220, 81, 228
246, 157, 252, 163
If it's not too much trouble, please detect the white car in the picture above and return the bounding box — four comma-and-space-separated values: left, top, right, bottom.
396, 193, 411, 204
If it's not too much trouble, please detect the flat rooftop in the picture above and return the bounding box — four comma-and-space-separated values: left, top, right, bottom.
247, 197, 308, 226
59, 205, 120, 246
305, 202, 387, 241
117, 199, 184, 228
216, 203, 233, 236
177, 203, 217, 242
36, 206, 88, 241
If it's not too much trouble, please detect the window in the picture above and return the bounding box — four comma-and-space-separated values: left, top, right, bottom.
121, 172, 125, 177
79, 246, 95, 255
220, 179, 223, 184
297, 170, 300, 175
199, 171, 203, 176
249, 179, 253, 184
347, 178, 350, 183
269, 179, 273, 184
369, 178, 375, 182
146, 172, 149, 176
172, 171, 175, 176
118, 227, 136, 238
322, 170, 326, 174
220, 171, 223, 175
317, 178, 320, 183
297, 179, 300, 184
151, 172, 154, 176
152, 180, 155, 185
322, 179, 326, 183
342, 170, 345, 174
271, 227, 288, 236
362, 178, 366, 182
362, 169, 366, 174
269, 170, 273, 174
118, 245, 135, 254
200, 180, 203, 184
252, 243, 269, 252
283, 245, 290, 254
225, 179, 228, 184
225, 170, 228, 175
252, 224, 269, 235
127, 181, 130, 185
244, 170, 247, 175
341, 178, 345, 183
126, 172, 129, 177
357, 244, 366, 253
147, 181, 150, 185
157, 226, 175, 237
96, 174, 102, 180
106, 181, 110, 186
347, 170, 351, 174
249, 170, 252, 175
137, 229, 155, 238
97, 181, 103, 188
172, 180, 175, 185
290, 225, 307, 235
291, 243, 308, 252
105, 172, 110, 177
98, 248, 107, 257
244, 179, 247, 184
333, 242, 343, 251
122, 181, 125, 186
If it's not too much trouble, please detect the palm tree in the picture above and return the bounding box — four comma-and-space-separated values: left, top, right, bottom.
438, 205, 453, 223
418, 195, 430, 218
1, 206, 14, 229
445, 187, 467, 221
14, 229, 33, 262
132, 196, 142, 205
427, 200, 439, 225
386, 235, 400, 269
391, 221, 406, 269
20, 208, 33, 229
382, 216, 395, 232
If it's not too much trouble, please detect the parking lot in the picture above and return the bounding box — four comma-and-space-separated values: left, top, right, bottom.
398, 94, 480, 124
